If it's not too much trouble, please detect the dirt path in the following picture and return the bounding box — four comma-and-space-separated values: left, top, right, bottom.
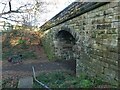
2, 45, 75, 87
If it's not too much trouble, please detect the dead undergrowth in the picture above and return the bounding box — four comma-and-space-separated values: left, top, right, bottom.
2, 28, 42, 60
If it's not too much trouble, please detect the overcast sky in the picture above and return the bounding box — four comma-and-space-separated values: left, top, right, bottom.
0, 0, 76, 26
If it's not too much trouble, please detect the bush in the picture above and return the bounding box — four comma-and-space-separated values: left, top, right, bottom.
18, 39, 26, 44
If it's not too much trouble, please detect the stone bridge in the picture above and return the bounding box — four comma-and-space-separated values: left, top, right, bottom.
40, 2, 120, 86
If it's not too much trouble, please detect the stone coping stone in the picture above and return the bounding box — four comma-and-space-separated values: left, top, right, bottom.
18, 76, 33, 88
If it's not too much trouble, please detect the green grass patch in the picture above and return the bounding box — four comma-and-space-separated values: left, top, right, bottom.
33, 71, 108, 88
2, 49, 37, 60
2, 44, 37, 60
21, 50, 37, 59
18, 39, 26, 44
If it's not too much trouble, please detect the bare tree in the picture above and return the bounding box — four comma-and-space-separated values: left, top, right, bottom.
0, 0, 49, 26
0, 0, 30, 16
0, 0, 67, 26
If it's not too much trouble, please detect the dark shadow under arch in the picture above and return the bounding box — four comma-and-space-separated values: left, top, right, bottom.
55, 30, 76, 74
56, 30, 76, 45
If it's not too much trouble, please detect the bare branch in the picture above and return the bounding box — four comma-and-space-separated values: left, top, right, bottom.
2, 3, 7, 13
0, 2, 6, 5
0, 0, 50, 26
17, 4, 32, 11
0, 1, 30, 16
0, 10, 23, 16
9, 0, 12, 11
1, 16, 21, 22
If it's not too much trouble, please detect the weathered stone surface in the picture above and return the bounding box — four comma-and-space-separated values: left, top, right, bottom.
18, 77, 33, 88
40, 2, 119, 86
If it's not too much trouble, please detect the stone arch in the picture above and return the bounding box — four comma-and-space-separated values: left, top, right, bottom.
54, 27, 79, 42
53, 26, 80, 61
53, 27, 80, 74
56, 30, 76, 45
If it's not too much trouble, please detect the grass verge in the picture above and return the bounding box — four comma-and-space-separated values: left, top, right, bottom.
33, 71, 114, 88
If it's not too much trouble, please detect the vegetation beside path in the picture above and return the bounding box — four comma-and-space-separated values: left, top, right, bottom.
33, 71, 114, 88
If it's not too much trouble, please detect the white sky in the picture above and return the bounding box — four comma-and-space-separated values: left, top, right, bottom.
0, 0, 76, 26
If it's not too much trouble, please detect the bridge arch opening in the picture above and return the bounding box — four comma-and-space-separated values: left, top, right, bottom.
57, 30, 76, 45
55, 30, 76, 74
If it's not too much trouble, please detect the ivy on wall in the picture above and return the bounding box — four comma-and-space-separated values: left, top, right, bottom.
42, 33, 56, 60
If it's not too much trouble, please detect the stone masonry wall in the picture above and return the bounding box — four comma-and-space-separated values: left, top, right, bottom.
40, 2, 120, 86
